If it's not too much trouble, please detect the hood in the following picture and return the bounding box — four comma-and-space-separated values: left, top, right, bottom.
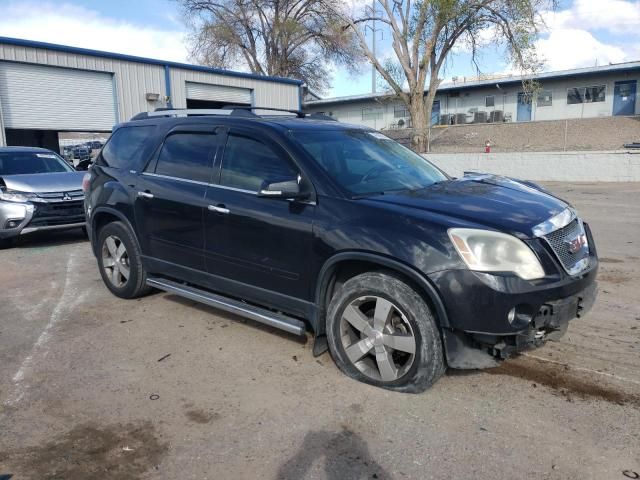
367, 174, 568, 238
0, 171, 85, 193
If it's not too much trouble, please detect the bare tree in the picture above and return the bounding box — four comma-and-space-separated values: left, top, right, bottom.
178, 0, 360, 93
334, 0, 553, 152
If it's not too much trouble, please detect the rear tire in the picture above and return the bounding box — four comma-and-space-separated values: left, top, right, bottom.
97, 221, 151, 299
326, 271, 445, 393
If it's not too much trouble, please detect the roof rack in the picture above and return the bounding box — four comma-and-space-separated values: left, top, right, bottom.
130, 106, 306, 121
307, 112, 338, 122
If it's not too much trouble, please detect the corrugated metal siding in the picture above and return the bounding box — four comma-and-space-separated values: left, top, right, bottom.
0, 93, 6, 146
0, 61, 116, 130
0, 42, 301, 126
171, 68, 299, 111
186, 82, 252, 104
0, 43, 166, 122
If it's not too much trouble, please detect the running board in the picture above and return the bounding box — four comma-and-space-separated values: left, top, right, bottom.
146, 277, 307, 336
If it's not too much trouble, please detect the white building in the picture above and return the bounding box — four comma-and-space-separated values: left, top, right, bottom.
304, 62, 640, 130
0, 37, 302, 150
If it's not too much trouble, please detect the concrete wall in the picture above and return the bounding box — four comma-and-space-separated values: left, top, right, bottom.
424, 150, 640, 182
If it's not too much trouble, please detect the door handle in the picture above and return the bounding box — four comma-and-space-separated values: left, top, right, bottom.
208, 204, 230, 214
137, 191, 154, 199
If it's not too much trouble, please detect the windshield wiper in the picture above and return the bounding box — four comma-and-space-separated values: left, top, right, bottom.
350, 191, 386, 200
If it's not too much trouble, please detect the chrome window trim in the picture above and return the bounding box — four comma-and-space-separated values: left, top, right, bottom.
209, 183, 257, 195
532, 207, 576, 237
143, 172, 258, 194
140, 172, 316, 204
142, 172, 210, 187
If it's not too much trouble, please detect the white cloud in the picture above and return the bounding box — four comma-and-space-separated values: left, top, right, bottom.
542, 0, 640, 35
535, 28, 629, 70
0, 1, 189, 63
534, 0, 640, 71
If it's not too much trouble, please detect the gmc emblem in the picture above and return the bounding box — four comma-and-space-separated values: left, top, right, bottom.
566, 234, 587, 254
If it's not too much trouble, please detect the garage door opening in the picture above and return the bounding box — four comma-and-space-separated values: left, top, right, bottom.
185, 82, 253, 111
186, 98, 250, 110
5, 129, 60, 152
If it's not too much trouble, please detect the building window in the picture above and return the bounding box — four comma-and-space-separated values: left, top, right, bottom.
394, 104, 409, 118
362, 107, 383, 121
567, 85, 606, 105
585, 85, 606, 103
537, 90, 553, 107
485, 95, 495, 108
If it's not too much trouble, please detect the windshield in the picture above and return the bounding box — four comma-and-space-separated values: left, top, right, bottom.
292, 130, 447, 196
0, 151, 73, 175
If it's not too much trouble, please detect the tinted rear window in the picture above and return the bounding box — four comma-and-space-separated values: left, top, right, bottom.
155, 133, 217, 183
100, 125, 155, 170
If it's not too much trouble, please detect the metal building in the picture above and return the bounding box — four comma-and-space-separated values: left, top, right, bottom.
0, 37, 303, 149
304, 62, 640, 130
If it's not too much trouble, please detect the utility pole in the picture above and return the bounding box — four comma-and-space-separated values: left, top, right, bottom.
371, 0, 376, 93
365, 0, 382, 94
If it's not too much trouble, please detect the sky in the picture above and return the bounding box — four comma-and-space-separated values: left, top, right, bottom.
0, 0, 638, 98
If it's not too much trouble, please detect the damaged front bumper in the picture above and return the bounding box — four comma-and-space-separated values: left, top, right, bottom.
443, 281, 598, 369
0, 199, 85, 240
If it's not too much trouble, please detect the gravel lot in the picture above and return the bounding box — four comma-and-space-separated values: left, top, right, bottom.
1, 182, 639, 480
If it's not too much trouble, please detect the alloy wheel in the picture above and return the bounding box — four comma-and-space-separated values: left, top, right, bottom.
339, 295, 416, 382
101, 235, 130, 288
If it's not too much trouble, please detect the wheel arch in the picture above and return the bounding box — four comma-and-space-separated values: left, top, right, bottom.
90, 207, 140, 257
314, 252, 450, 338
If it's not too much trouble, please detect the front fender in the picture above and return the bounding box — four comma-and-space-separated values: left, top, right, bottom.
314, 251, 451, 331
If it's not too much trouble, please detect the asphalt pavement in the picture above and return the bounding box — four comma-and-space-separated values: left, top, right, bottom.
0, 182, 639, 480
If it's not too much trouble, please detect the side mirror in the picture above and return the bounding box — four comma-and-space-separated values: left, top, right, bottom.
75, 160, 92, 171
258, 178, 308, 200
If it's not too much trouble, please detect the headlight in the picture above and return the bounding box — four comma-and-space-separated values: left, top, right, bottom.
0, 190, 37, 203
448, 228, 545, 280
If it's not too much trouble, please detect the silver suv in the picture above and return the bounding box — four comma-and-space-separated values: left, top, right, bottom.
0, 146, 86, 248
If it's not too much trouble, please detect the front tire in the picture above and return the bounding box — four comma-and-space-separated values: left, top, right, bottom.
326, 271, 445, 393
97, 221, 151, 299
0, 237, 14, 249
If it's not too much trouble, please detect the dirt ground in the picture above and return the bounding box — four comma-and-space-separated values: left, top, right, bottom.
385, 116, 640, 153
0, 182, 639, 480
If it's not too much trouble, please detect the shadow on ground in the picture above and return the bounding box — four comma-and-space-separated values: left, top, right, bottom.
276, 427, 391, 480
11, 228, 88, 250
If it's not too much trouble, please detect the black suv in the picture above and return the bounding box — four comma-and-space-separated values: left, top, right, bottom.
85, 107, 598, 392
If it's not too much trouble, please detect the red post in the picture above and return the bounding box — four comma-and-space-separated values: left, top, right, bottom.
485, 140, 491, 153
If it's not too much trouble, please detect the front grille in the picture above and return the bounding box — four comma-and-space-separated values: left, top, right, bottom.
35, 190, 84, 201
543, 219, 589, 274
30, 200, 85, 227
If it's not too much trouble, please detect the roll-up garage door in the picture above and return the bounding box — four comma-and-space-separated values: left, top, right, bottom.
186, 82, 252, 105
0, 61, 116, 131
